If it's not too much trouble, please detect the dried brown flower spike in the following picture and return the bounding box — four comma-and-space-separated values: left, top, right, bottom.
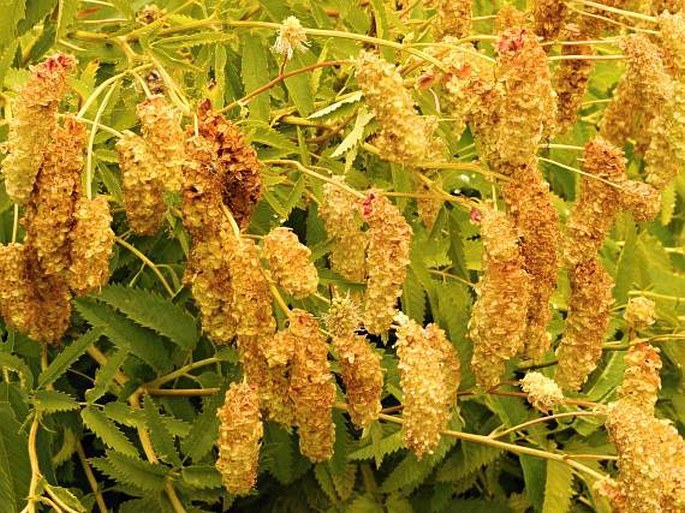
262, 227, 319, 298
361, 193, 412, 335
1, 53, 76, 204
22, 116, 85, 276
116, 131, 167, 235
434, 0, 472, 40
469, 207, 532, 389
356, 51, 443, 164
623, 296, 656, 331
216, 382, 263, 496
68, 196, 114, 295
396, 314, 460, 459
137, 95, 185, 192
319, 181, 368, 282
616, 342, 662, 414
288, 310, 336, 462
533, 0, 568, 42
555, 258, 614, 390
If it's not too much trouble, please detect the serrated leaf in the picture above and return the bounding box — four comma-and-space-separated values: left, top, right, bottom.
38, 329, 103, 388
385, 494, 413, 513
86, 349, 126, 403
81, 407, 138, 457
261, 421, 296, 484
0, 1, 24, 48
435, 442, 501, 482
0, 352, 34, 389
181, 392, 223, 462
143, 396, 181, 466
43, 484, 86, 513
32, 390, 79, 413
181, 465, 222, 489
91, 451, 168, 492
284, 53, 314, 116
156, 31, 237, 49
402, 266, 426, 323
660, 182, 676, 225
331, 107, 373, 159
520, 455, 546, 513
308, 91, 362, 119
242, 34, 270, 121
56, 0, 78, 39
542, 459, 574, 513
75, 298, 171, 372
0, 403, 31, 513
95, 285, 198, 350
314, 463, 337, 502
345, 495, 383, 513
103, 402, 145, 429
0, 40, 17, 87
348, 423, 403, 466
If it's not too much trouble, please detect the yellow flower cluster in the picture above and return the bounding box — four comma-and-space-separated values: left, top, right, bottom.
553, 24, 595, 133
533, 0, 567, 42
216, 382, 263, 496
434, 0, 472, 40
600, 401, 685, 512
501, 164, 560, 361
564, 138, 627, 267
68, 196, 114, 295
1, 53, 76, 204
616, 343, 662, 414
116, 131, 167, 235
396, 315, 460, 459
356, 51, 443, 164
288, 310, 336, 462
262, 227, 318, 298
196, 100, 263, 229
323, 295, 362, 338
520, 371, 565, 412
599, 34, 672, 150
469, 207, 531, 389
361, 193, 412, 335
623, 296, 656, 331
22, 117, 85, 277
319, 181, 367, 282
136, 95, 185, 191
333, 335, 383, 429
555, 258, 614, 390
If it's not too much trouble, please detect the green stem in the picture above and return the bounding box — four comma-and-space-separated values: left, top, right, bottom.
85, 82, 118, 200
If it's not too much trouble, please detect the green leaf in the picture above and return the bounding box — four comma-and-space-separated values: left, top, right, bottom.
91, 451, 168, 492
447, 210, 468, 280
95, 285, 198, 350
56, 0, 78, 39
348, 422, 403, 467
308, 91, 362, 119
542, 460, 574, 513
75, 298, 172, 372
385, 494, 414, 513
181, 465, 222, 489
32, 390, 79, 413
17, 0, 54, 34
181, 392, 223, 462
520, 455, 546, 512
143, 396, 181, 466
381, 436, 456, 493
331, 107, 373, 159
38, 329, 103, 388
0, 40, 17, 87
0, 403, 31, 513
345, 495, 384, 513
284, 53, 314, 116
402, 266, 426, 323
0, 0, 24, 48
81, 407, 138, 457
660, 182, 676, 226
43, 484, 86, 513
435, 442, 501, 482
261, 422, 296, 484
242, 34, 271, 121
0, 352, 34, 389
613, 222, 637, 305
156, 31, 237, 49
86, 349, 127, 403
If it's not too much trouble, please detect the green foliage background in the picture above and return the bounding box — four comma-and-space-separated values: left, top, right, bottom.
0, 1, 683, 512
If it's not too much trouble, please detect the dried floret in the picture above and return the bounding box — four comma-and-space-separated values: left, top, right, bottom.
623, 296, 657, 331
0, 244, 39, 339
68, 196, 114, 295
229, 238, 276, 338
555, 258, 614, 390
600, 401, 685, 512
323, 294, 362, 338
416, 178, 442, 229
288, 310, 336, 462
116, 131, 167, 235
216, 382, 263, 496
616, 342, 661, 414
434, 0, 472, 40
599, 34, 673, 149
553, 24, 594, 133
22, 117, 85, 276
361, 193, 412, 335
520, 371, 565, 412
334, 334, 383, 428
319, 180, 368, 282
137, 95, 184, 191
534, 0, 568, 41
619, 180, 661, 222
262, 227, 318, 298
501, 164, 560, 361
564, 138, 627, 267
273, 16, 309, 60
1, 53, 76, 204
356, 51, 443, 164
396, 314, 460, 459
196, 101, 262, 229
469, 207, 532, 388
